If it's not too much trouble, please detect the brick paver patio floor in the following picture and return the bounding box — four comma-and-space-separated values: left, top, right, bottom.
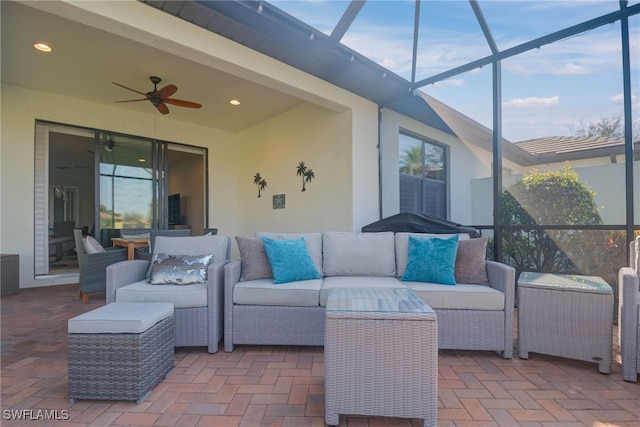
2, 284, 639, 426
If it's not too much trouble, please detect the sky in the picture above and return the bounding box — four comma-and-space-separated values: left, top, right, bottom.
269, 0, 639, 142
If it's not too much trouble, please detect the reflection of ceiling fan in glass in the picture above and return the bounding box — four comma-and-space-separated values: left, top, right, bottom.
100, 134, 115, 152
112, 76, 202, 115
87, 134, 114, 157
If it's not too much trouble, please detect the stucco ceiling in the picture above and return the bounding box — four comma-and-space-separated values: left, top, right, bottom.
0, 1, 306, 133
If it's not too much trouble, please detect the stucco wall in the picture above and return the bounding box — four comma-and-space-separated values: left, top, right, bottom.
236, 103, 354, 237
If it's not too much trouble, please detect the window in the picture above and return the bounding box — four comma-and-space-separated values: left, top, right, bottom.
399, 132, 448, 218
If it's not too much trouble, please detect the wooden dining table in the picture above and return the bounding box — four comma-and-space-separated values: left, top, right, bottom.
111, 237, 150, 260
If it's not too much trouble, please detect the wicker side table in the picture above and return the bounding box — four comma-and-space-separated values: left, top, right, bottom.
517, 272, 613, 373
0, 254, 19, 297
68, 302, 175, 403
325, 288, 438, 427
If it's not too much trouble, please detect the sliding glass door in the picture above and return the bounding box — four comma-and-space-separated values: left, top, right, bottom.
35, 122, 207, 278
97, 133, 157, 245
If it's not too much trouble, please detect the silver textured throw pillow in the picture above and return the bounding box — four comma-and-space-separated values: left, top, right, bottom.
149, 253, 213, 285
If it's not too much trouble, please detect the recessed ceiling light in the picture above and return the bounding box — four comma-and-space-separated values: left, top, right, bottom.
34, 42, 52, 53
229, 99, 241, 106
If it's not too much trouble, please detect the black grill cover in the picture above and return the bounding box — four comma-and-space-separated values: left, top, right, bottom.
361, 211, 480, 238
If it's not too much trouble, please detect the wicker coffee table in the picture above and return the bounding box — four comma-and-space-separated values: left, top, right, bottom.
518, 272, 613, 373
324, 287, 438, 426
68, 302, 175, 403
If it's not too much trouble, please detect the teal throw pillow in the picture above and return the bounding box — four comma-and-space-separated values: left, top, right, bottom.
401, 234, 459, 285
262, 237, 321, 284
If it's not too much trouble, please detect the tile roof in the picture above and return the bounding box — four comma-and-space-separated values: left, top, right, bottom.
514, 135, 639, 163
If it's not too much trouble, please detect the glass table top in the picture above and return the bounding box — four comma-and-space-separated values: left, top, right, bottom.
518, 272, 612, 294
326, 287, 434, 315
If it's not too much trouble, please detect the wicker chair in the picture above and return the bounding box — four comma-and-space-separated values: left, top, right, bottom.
619, 236, 640, 382
73, 229, 128, 304
106, 234, 230, 353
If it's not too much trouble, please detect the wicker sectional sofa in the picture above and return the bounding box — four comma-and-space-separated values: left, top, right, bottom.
224, 231, 515, 358
619, 236, 640, 382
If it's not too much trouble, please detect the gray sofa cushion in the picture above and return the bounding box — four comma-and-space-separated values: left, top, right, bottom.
233, 278, 322, 307
256, 232, 323, 275
405, 282, 504, 310
320, 276, 406, 306
395, 232, 470, 278
68, 302, 174, 334
322, 232, 396, 277
116, 280, 208, 308
454, 237, 489, 285
235, 236, 273, 281
154, 234, 228, 260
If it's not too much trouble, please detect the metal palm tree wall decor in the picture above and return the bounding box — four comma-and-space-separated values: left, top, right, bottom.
296, 161, 315, 191
253, 172, 267, 197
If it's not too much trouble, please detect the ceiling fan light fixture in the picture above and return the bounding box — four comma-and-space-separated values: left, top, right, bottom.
229, 99, 241, 106
34, 42, 52, 53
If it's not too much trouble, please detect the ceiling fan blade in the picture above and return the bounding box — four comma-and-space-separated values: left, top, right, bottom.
112, 82, 149, 97
156, 102, 170, 115
164, 98, 203, 109
114, 98, 148, 103
157, 84, 178, 99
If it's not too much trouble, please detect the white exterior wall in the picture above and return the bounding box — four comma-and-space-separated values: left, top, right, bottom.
235, 103, 354, 237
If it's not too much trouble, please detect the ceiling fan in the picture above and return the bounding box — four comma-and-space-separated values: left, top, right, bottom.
112, 76, 202, 115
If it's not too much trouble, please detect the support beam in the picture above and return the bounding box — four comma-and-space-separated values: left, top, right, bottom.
413, 4, 640, 89
330, 0, 366, 42
470, 0, 498, 54
492, 60, 503, 262
411, 0, 421, 84
619, 1, 636, 247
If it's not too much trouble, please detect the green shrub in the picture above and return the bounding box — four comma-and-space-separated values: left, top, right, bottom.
502, 165, 602, 274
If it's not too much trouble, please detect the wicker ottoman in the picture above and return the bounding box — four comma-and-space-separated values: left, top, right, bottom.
518, 272, 613, 373
68, 302, 175, 403
325, 288, 438, 426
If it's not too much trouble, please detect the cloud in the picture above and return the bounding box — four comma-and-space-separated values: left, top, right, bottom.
503, 96, 560, 108
553, 63, 589, 75
610, 93, 637, 104
500, 26, 623, 77
503, 59, 589, 76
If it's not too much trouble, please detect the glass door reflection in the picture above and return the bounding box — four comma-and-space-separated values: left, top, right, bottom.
98, 133, 155, 246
